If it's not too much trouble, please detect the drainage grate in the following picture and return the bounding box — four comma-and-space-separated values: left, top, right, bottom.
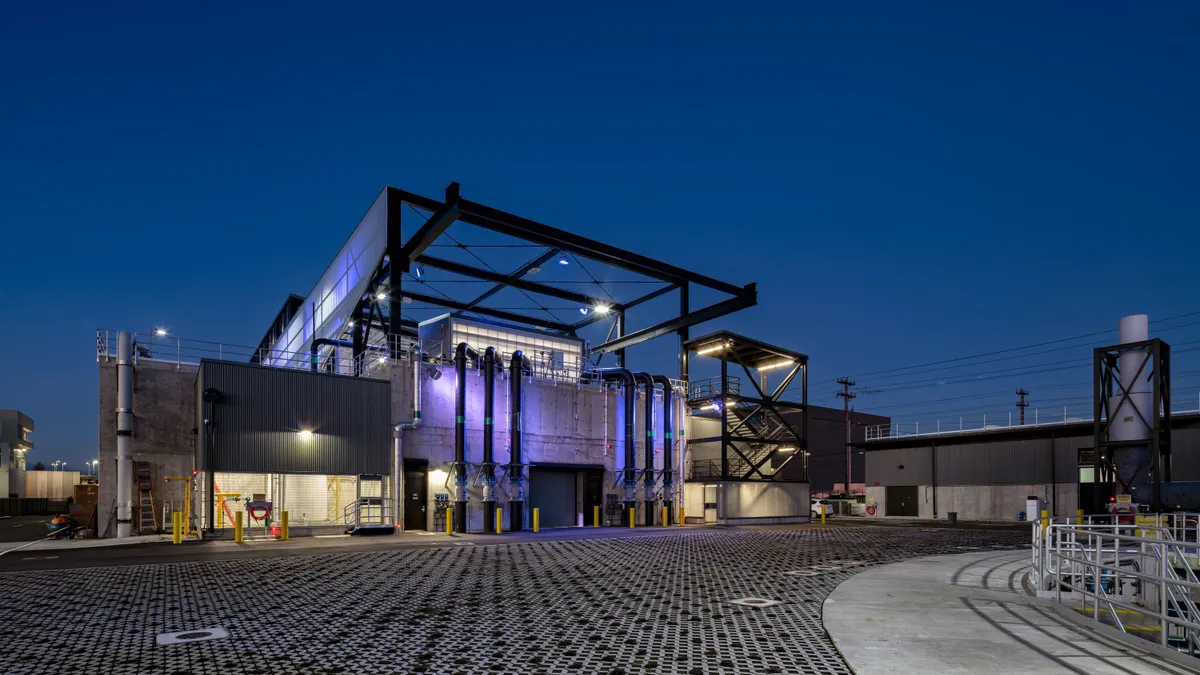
155, 627, 229, 646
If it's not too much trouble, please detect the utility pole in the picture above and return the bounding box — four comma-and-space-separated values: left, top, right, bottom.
1016, 388, 1030, 425
836, 378, 856, 496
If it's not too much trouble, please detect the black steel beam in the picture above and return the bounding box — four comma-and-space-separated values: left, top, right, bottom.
590, 285, 757, 356
454, 198, 745, 295
618, 283, 679, 311
458, 248, 559, 312
397, 183, 461, 269
398, 289, 575, 332
417, 254, 598, 306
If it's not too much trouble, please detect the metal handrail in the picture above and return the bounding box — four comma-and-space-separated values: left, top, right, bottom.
1033, 519, 1200, 654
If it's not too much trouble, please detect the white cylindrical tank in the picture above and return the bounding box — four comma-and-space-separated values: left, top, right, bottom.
1110, 315, 1152, 442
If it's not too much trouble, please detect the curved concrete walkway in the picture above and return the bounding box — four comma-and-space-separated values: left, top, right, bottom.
823, 549, 1195, 674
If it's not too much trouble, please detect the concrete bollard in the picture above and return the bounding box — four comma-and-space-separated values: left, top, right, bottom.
496, 508, 503, 534
280, 511, 289, 541
533, 508, 540, 533
594, 505, 600, 528
234, 511, 244, 543
172, 511, 182, 545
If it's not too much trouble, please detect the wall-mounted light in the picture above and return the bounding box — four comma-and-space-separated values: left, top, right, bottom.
297, 429, 314, 439
557, 253, 570, 266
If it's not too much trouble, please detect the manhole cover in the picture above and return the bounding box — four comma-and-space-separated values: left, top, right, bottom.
728, 598, 782, 608
784, 570, 821, 577
156, 627, 229, 646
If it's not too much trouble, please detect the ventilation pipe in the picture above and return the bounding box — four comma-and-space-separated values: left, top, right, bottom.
1111, 314, 1154, 503
652, 375, 675, 525
508, 350, 528, 530
634, 372, 657, 526
394, 343, 423, 529
596, 368, 636, 524
482, 347, 500, 532
453, 342, 475, 533
116, 331, 134, 539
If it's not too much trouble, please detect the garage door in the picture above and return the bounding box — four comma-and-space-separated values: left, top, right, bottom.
530, 468, 577, 528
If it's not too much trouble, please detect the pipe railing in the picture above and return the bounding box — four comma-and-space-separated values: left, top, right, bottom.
1031, 518, 1200, 655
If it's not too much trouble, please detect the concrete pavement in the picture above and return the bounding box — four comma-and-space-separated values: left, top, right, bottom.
823, 549, 1194, 674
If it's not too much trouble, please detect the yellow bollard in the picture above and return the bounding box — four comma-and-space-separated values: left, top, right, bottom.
1076, 508, 1084, 525
496, 508, 503, 534
533, 508, 540, 533
821, 504, 827, 525
1040, 509, 1049, 531
234, 511, 244, 543
661, 506, 667, 527
280, 510, 289, 541
679, 508, 685, 526
172, 511, 182, 544
594, 505, 601, 528
446, 507, 453, 535
629, 507, 636, 529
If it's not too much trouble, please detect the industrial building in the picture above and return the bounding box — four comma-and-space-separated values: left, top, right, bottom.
96, 184, 820, 538
859, 315, 1200, 521
0, 410, 33, 498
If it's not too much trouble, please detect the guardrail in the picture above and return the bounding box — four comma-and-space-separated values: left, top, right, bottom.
1030, 516, 1200, 655
865, 397, 1200, 441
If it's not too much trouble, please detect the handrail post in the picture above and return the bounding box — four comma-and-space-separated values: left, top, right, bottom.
1094, 533, 1102, 624
1161, 540, 1169, 646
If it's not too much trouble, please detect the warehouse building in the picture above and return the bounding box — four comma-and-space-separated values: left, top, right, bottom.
96, 184, 819, 537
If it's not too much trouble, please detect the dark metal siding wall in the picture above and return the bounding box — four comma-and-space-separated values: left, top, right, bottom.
865, 447, 932, 486
865, 430, 1200, 486
197, 361, 391, 475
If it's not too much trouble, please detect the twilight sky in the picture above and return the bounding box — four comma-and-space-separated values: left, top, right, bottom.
2, 1, 1197, 469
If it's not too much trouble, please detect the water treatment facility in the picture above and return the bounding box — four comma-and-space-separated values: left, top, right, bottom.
94, 183, 851, 539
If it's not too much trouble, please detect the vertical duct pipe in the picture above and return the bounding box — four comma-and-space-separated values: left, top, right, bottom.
116, 331, 134, 539
652, 375, 674, 525
482, 347, 498, 532
394, 343, 423, 530
509, 351, 527, 531
596, 368, 636, 524
1111, 314, 1153, 503
453, 342, 473, 533
634, 372, 656, 526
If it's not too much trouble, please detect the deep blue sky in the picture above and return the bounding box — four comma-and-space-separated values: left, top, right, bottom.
2, 2, 1198, 469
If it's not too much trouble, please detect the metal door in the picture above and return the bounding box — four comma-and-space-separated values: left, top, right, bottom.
404, 469, 428, 530
583, 470, 603, 526
886, 485, 919, 516
530, 468, 577, 528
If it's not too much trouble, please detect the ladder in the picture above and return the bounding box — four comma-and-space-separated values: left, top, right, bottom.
136, 462, 158, 534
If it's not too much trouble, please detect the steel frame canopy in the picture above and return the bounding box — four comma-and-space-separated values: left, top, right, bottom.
374, 183, 756, 368
683, 331, 808, 482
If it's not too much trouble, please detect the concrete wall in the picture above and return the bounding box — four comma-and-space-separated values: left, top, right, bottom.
863, 482, 1078, 521
98, 359, 197, 537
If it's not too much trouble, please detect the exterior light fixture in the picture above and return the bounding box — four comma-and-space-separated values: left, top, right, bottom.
695, 342, 727, 356
297, 429, 313, 439
557, 253, 570, 266
347, 320, 355, 327
376, 290, 388, 301
757, 359, 795, 372
594, 304, 611, 315
778, 447, 796, 453
527, 265, 541, 275
155, 328, 168, 336
707, 402, 721, 412
402, 296, 412, 304
413, 264, 424, 279
579, 306, 590, 315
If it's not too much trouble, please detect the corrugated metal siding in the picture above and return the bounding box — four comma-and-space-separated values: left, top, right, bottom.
198, 361, 391, 475
865, 447, 932, 486
1171, 429, 1200, 480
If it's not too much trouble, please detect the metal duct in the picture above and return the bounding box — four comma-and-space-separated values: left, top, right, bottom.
1111, 314, 1154, 502
509, 350, 528, 531
453, 342, 475, 533
482, 347, 499, 532
116, 331, 134, 539
652, 375, 675, 525
634, 372, 656, 526
596, 368, 636, 524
